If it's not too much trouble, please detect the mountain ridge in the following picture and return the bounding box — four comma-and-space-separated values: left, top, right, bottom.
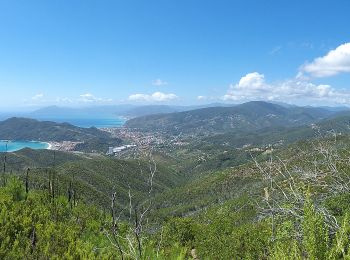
125, 101, 338, 134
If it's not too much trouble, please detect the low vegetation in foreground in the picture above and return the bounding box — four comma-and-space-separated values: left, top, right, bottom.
2, 134, 350, 259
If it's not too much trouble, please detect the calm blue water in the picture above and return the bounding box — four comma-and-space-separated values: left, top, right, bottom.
0, 140, 49, 152
33, 117, 126, 128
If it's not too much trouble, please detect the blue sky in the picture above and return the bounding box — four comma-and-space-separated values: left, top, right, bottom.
0, 0, 350, 109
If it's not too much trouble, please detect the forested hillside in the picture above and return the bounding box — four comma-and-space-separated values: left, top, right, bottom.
1, 149, 182, 210
125, 101, 337, 134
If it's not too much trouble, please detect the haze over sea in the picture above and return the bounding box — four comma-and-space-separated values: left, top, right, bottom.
31, 117, 126, 128
0, 114, 126, 128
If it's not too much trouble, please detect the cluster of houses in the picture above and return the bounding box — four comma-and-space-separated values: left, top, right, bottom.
106, 144, 136, 155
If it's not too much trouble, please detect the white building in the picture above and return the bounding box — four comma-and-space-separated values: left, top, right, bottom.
106, 144, 137, 155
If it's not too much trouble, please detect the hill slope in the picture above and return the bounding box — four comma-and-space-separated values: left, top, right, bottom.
0, 148, 83, 171
125, 101, 335, 134
1, 148, 183, 211
22, 157, 183, 211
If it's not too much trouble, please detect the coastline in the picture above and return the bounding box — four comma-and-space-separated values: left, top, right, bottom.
45, 141, 82, 151
46, 142, 53, 150
28, 140, 52, 150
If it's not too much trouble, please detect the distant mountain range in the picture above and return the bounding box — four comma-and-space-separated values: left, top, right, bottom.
29, 103, 234, 119
125, 101, 343, 134
29, 105, 134, 119
1, 102, 348, 127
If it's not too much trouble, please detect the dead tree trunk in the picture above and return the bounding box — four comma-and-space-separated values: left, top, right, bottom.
25, 168, 30, 194
111, 191, 124, 259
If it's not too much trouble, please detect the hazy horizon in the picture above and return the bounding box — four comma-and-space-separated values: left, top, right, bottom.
0, 100, 349, 117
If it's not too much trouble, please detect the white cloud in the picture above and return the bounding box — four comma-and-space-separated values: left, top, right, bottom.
269, 46, 282, 55
223, 72, 350, 105
80, 93, 100, 102
56, 97, 73, 103
301, 42, 350, 77
128, 91, 178, 102
128, 94, 149, 101
152, 79, 168, 86
236, 72, 269, 91
79, 93, 112, 103
197, 95, 207, 101
32, 93, 44, 100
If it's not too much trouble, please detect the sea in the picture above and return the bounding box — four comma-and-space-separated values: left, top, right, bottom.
0, 140, 49, 152
33, 117, 126, 128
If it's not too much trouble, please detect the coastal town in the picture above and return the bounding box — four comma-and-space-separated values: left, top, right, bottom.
48, 141, 83, 151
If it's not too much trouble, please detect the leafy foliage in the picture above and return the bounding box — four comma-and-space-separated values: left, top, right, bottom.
0, 178, 115, 259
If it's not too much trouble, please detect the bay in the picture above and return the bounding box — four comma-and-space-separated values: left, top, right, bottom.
31, 117, 126, 128
0, 140, 49, 152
